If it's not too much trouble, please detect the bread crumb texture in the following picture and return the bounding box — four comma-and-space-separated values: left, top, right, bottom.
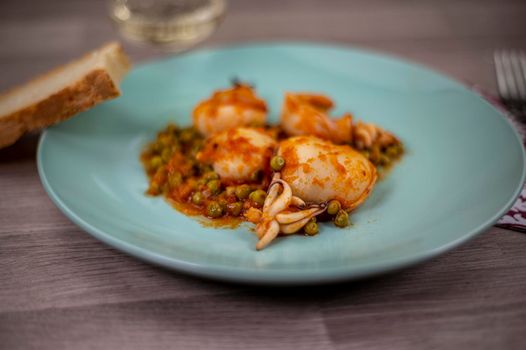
0, 42, 130, 149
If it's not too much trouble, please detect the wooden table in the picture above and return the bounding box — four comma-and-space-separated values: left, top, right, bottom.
1, 0, 526, 348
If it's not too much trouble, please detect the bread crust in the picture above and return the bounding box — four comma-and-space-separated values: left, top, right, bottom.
0, 43, 130, 149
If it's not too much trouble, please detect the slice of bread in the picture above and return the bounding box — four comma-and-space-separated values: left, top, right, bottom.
0, 42, 131, 149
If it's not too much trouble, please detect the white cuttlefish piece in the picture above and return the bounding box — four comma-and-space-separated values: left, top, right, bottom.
254, 135, 377, 250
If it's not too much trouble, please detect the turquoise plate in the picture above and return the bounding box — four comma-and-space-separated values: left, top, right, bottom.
37, 43, 525, 285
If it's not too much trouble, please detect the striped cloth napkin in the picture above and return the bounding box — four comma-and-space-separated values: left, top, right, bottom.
473, 86, 526, 232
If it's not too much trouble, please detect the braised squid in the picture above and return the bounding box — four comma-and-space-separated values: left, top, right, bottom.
141, 83, 403, 250
193, 82, 267, 137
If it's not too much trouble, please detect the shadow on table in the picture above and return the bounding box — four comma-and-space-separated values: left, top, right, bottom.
0, 132, 40, 163
159, 252, 453, 306
211, 265, 430, 303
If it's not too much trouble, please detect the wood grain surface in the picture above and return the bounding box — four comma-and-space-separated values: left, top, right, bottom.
1, 0, 526, 349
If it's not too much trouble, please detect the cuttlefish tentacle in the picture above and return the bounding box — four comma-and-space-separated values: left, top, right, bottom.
290, 196, 306, 208
279, 207, 326, 234
256, 176, 293, 246
256, 219, 280, 250
280, 217, 313, 235
262, 180, 281, 214
266, 179, 292, 218
275, 207, 324, 225
256, 175, 287, 240
255, 175, 327, 248
256, 218, 271, 238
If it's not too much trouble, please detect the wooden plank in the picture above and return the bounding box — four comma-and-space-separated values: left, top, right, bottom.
1, 0, 526, 348
0, 293, 331, 349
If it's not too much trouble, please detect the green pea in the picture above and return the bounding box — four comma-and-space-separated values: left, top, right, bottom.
360, 150, 370, 159
235, 184, 251, 200
379, 154, 391, 166
304, 221, 319, 236
204, 172, 220, 181
327, 200, 341, 216
191, 192, 203, 205
225, 186, 236, 197
227, 202, 243, 216
148, 182, 161, 196
206, 201, 224, 218
199, 164, 213, 174
218, 200, 228, 212
249, 190, 267, 206
161, 148, 172, 162
179, 128, 195, 143
334, 210, 350, 228
170, 142, 180, 153
370, 145, 381, 165
207, 179, 221, 195
270, 156, 285, 171
387, 144, 403, 158
250, 170, 263, 182
154, 167, 167, 178
195, 178, 207, 189
168, 172, 182, 189
385, 146, 396, 158
190, 140, 203, 155
158, 134, 173, 147
152, 142, 163, 154
166, 123, 178, 134
149, 156, 163, 170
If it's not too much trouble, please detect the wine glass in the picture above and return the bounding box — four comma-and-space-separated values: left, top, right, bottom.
109, 0, 227, 52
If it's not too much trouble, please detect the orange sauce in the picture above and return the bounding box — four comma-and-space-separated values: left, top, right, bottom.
142, 123, 403, 228
168, 199, 244, 229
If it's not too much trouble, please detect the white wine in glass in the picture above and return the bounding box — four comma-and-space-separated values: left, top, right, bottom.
109, 0, 226, 51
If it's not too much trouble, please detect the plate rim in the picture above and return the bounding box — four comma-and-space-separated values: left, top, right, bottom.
37, 41, 526, 285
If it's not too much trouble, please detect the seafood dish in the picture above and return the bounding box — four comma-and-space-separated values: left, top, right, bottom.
141, 82, 403, 250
